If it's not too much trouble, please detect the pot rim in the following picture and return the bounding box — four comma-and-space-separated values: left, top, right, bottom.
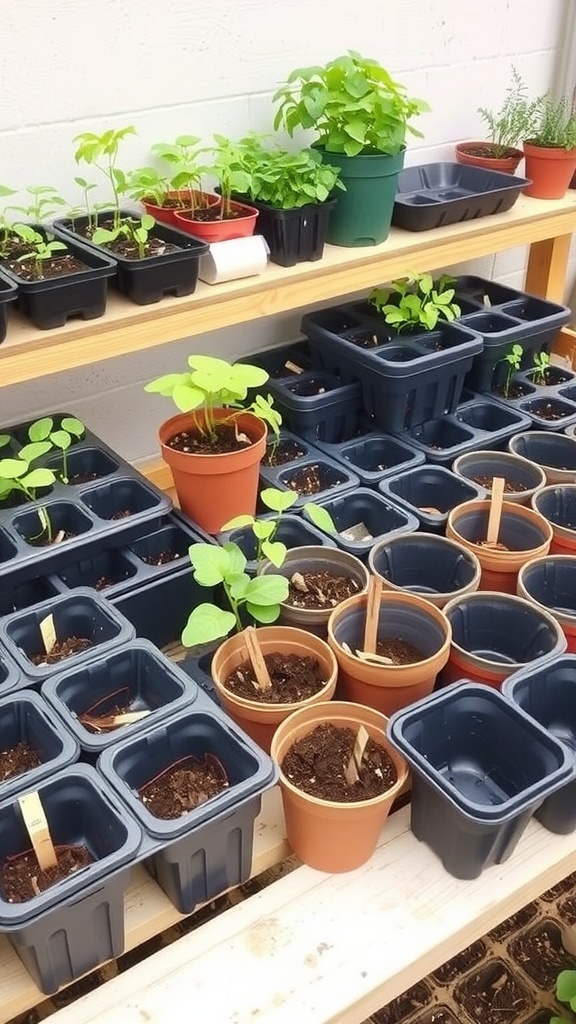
368, 533, 482, 601
259, 546, 370, 619
447, 498, 553, 558
443, 589, 565, 666
518, 554, 576, 624
159, 408, 267, 460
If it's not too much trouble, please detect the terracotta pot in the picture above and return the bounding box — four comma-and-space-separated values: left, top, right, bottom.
455, 141, 524, 174
211, 626, 338, 752
141, 191, 219, 228
259, 546, 370, 637
174, 199, 259, 242
532, 484, 576, 555
452, 450, 546, 507
509, 431, 576, 485
518, 555, 576, 653
327, 591, 451, 716
523, 142, 576, 199
446, 499, 552, 594
369, 533, 481, 608
158, 408, 266, 534
442, 591, 566, 688
270, 700, 408, 872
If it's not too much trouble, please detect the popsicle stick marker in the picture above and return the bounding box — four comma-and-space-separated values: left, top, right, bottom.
485, 476, 505, 548
18, 791, 57, 871
244, 627, 272, 692
39, 614, 56, 655
345, 725, 370, 786
363, 575, 383, 655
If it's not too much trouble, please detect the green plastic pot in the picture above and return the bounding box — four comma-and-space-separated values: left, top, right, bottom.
316, 146, 405, 247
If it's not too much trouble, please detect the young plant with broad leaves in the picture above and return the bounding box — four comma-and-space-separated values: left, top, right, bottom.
92, 213, 156, 259
12, 226, 68, 279
0, 434, 56, 505
73, 125, 136, 230
8, 185, 67, 224
370, 273, 461, 333
181, 541, 290, 647
145, 355, 281, 443
529, 350, 551, 386
551, 967, 576, 1023
222, 487, 336, 566
209, 135, 254, 218
148, 134, 212, 213
220, 134, 344, 209
500, 343, 524, 397
26, 416, 85, 483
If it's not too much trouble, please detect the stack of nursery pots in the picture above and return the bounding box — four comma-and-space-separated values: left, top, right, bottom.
517, 556, 576, 652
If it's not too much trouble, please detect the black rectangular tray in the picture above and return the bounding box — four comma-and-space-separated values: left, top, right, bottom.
392, 163, 530, 232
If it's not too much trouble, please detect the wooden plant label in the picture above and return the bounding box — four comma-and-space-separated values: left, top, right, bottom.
345, 725, 370, 786
485, 476, 505, 547
39, 614, 56, 654
111, 710, 151, 726
363, 575, 383, 655
284, 360, 304, 374
244, 627, 273, 692
18, 791, 57, 871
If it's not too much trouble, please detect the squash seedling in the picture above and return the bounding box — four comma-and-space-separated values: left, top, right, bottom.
499, 343, 524, 397
26, 416, 85, 483
73, 125, 136, 230
13, 226, 68, 280
92, 213, 156, 260
222, 486, 336, 566
529, 350, 551, 386
370, 273, 461, 333
551, 967, 576, 1023
8, 185, 67, 224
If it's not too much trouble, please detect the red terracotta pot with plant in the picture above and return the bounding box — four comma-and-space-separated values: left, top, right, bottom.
128, 135, 220, 227
145, 355, 281, 533
174, 134, 258, 243
522, 91, 576, 199
455, 69, 526, 174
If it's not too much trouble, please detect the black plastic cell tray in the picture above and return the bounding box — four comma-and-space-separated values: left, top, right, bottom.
0, 412, 172, 585
391, 163, 530, 232
259, 453, 359, 508
302, 487, 419, 558
490, 368, 576, 430
313, 429, 425, 488
238, 197, 335, 268
380, 465, 485, 532
0, 689, 79, 800
0, 648, 21, 696
0, 271, 18, 343
266, 371, 363, 443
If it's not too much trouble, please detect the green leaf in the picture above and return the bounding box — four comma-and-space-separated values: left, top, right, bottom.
303, 503, 336, 534
228, 572, 251, 600
172, 382, 205, 412
144, 373, 185, 395
28, 417, 53, 442
222, 541, 247, 576
0, 435, 10, 450
220, 514, 255, 530
557, 970, 576, 1005
244, 574, 289, 605
261, 539, 287, 567
189, 543, 231, 586
252, 519, 275, 540
247, 601, 281, 624
50, 430, 73, 451
18, 441, 52, 463
260, 487, 297, 514
21, 468, 55, 489
0, 458, 30, 480
60, 417, 84, 438
181, 604, 236, 646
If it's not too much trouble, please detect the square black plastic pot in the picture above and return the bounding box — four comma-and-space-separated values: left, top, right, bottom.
0, 588, 136, 682
0, 226, 116, 330
45, 445, 120, 486
0, 271, 17, 343
217, 513, 337, 575
261, 429, 321, 472
238, 340, 313, 380
0, 763, 141, 993
313, 431, 425, 488
517, 394, 576, 431
0, 649, 20, 696
387, 683, 573, 878
53, 212, 208, 305
302, 487, 419, 559
380, 466, 484, 532
111, 564, 207, 649
79, 476, 169, 529
241, 198, 335, 267
54, 547, 139, 597
260, 454, 359, 508
400, 395, 531, 466
267, 370, 363, 443
98, 709, 277, 913
42, 640, 199, 758
0, 690, 78, 800
0, 575, 63, 618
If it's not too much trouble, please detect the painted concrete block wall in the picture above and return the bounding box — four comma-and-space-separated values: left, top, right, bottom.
0, 0, 570, 461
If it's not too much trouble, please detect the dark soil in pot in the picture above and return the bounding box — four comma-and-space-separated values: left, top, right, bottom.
139, 753, 229, 819
110, 508, 133, 520
281, 722, 397, 801
2, 253, 91, 281
224, 652, 327, 703
470, 474, 528, 493
529, 367, 573, 387
528, 400, 569, 421
342, 328, 385, 348
0, 742, 42, 782
492, 382, 533, 400
459, 143, 521, 161
28, 529, 77, 547
508, 918, 572, 988
1, 844, 93, 903
31, 636, 93, 666
263, 439, 306, 466
287, 377, 334, 397
140, 549, 182, 566
165, 422, 252, 455
431, 940, 488, 984
284, 462, 345, 496
454, 958, 533, 1024
376, 638, 426, 664
76, 218, 181, 260
183, 204, 245, 223
287, 571, 361, 609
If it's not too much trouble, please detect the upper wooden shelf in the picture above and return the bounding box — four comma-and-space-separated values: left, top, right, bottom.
2, 193, 576, 389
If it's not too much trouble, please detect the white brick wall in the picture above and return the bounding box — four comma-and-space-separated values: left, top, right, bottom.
0, 0, 571, 460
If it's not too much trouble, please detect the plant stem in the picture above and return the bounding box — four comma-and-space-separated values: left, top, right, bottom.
222, 581, 243, 632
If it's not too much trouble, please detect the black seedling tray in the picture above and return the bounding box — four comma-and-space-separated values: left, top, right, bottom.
0, 271, 18, 343
491, 368, 576, 430
266, 370, 363, 443
261, 429, 324, 472
399, 393, 532, 466
238, 340, 313, 380
0, 412, 172, 585
380, 465, 484, 532
111, 564, 207, 649
217, 513, 337, 576
0, 648, 21, 696
0, 690, 79, 800
53, 212, 209, 305
302, 487, 418, 558
259, 453, 359, 508
391, 163, 529, 232
313, 430, 425, 488
0, 225, 116, 330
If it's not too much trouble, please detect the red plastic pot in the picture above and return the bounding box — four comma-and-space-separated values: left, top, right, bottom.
523, 142, 576, 199
455, 142, 524, 175
174, 199, 259, 242
141, 191, 219, 228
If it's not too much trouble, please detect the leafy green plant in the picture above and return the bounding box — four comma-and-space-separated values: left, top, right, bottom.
149, 135, 212, 212
477, 67, 528, 156
500, 342, 524, 396
551, 967, 576, 1022
8, 185, 67, 224
528, 91, 576, 150
72, 176, 100, 233
0, 446, 56, 504
273, 50, 428, 157
222, 486, 336, 566
27, 416, 85, 483
209, 135, 253, 218
529, 350, 551, 386
145, 354, 282, 443
370, 273, 461, 332
12, 225, 68, 279
92, 213, 155, 259
181, 541, 289, 646
0, 186, 17, 255
73, 126, 136, 229
226, 134, 344, 209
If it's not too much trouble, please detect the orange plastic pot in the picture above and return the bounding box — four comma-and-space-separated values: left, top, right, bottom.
270, 701, 408, 872
455, 142, 523, 174
158, 408, 266, 534
141, 191, 219, 227
174, 199, 258, 242
523, 142, 576, 199
446, 499, 552, 594
518, 555, 576, 653
531, 484, 576, 556
211, 626, 338, 753
442, 591, 566, 688
327, 591, 451, 716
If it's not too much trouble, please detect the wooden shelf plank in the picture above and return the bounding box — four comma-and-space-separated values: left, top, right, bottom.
2, 195, 576, 388
48, 808, 576, 1024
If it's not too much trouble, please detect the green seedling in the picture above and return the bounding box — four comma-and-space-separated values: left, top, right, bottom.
222, 487, 336, 567
225, 133, 344, 209
72, 177, 99, 233
500, 343, 524, 397
93, 212, 155, 260
150, 135, 212, 213
73, 125, 136, 229
27, 416, 85, 483
0, 186, 17, 256
8, 185, 66, 224
551, 967, 576, 1022
530, 350, 551, 386
145, 354, 282, 443
370, 273, 461, 333
477, 67, 528, 157
181, 541, 289, 647
13, 225, 68, 279
0, 449, 56, 505
210, 135, 253, 218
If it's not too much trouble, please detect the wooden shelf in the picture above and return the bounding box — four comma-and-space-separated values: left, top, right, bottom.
1, 194, 576, 389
